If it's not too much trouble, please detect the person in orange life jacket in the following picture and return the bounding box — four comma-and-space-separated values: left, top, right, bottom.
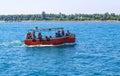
29, 32, 32, 39
26, 32, 31, 39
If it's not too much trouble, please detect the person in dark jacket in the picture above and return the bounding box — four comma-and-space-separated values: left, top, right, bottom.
61, 29, 65, 36
66, 30, 70, 36
38, 32, 42, 40
32, 31, 36, 39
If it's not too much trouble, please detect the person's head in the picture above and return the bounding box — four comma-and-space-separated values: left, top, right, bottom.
67, 30, 69, 32
38, 32, 41, 35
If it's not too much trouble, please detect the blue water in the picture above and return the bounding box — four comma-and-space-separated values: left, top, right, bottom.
0, 22, 120, 76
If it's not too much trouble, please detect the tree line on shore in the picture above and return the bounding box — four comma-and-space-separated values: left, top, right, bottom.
0, 12, 120, 22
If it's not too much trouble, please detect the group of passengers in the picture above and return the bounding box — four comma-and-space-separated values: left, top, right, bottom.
26, 29, 70, 40
26, 31, 42, 39
56, 30, 70, 37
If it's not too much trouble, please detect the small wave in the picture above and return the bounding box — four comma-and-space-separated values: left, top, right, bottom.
0, 40, 24, 47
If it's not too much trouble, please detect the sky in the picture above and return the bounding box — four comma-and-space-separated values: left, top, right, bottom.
0, 0, 119, 15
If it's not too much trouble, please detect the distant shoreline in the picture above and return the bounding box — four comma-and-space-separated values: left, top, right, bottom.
0, 12, 120, 22
0, 20, 120, 22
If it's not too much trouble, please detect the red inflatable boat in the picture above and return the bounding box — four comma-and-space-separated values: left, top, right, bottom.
24, 27, 75, 45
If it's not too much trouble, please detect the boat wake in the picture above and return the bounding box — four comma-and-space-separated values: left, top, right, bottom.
0, 40, 76, 48
0, 40, 24, 47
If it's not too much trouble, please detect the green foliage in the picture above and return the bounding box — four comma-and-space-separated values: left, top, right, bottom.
0, 12, 120, 21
